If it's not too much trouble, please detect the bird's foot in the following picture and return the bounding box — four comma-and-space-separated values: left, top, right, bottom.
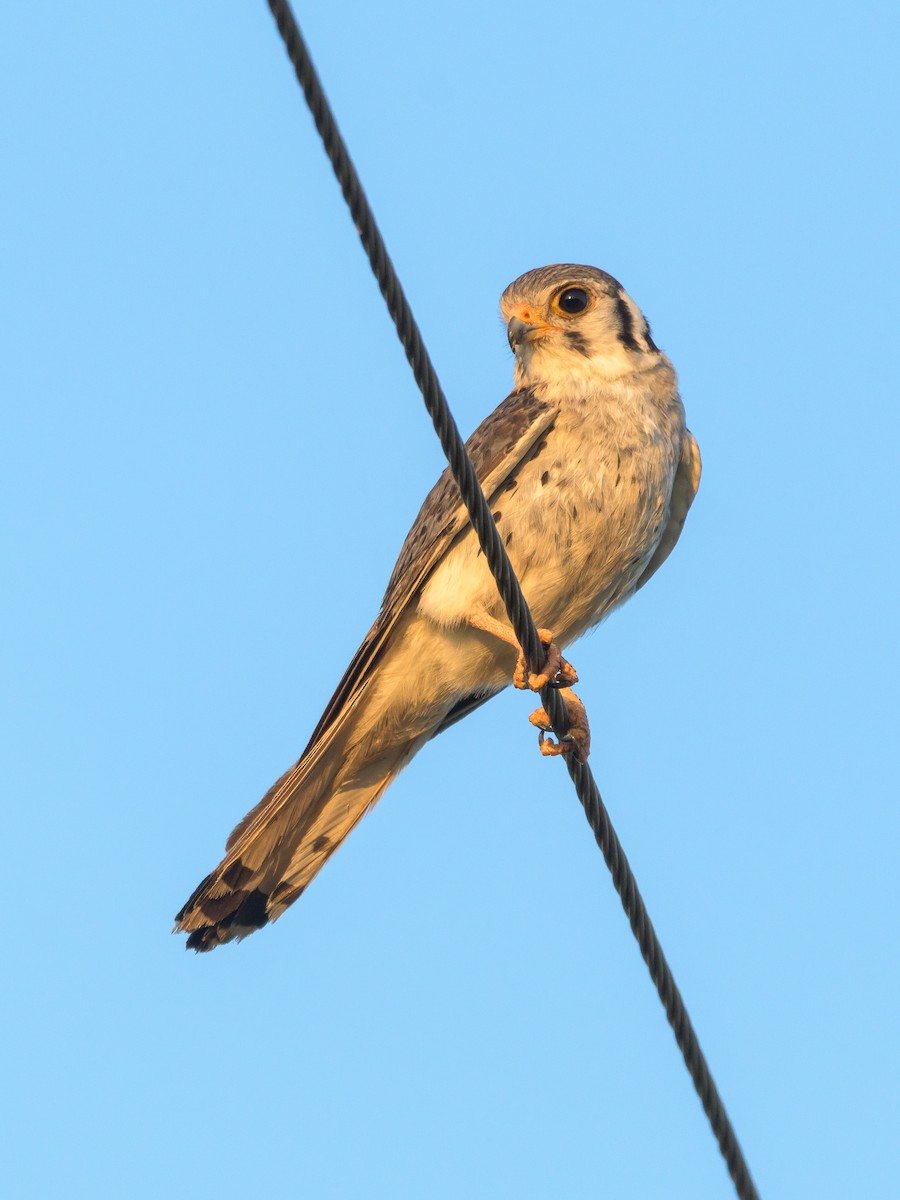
528, 688, 591, 762
513, 628, 578, 691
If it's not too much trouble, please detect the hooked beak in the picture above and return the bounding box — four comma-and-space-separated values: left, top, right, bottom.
507, 314, 545, 350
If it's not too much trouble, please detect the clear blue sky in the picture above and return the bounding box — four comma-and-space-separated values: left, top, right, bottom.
3, 3, 898, 1197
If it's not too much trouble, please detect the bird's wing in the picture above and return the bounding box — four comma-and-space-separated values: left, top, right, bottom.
301, 385, 558, 752
175, 387, 558, 943
634, 429, 701, 591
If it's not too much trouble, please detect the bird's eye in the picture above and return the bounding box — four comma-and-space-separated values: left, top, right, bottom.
555, 287, 590, 315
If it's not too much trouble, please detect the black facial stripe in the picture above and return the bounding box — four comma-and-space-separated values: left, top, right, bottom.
643, 321, 658, 352
614, 293, 642, 352
565, 329, 591, 357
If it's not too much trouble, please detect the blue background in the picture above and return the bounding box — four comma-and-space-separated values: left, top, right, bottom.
3, 3, 897, 1197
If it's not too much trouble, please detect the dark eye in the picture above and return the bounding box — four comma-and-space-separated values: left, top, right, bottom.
555, 287, 589, 315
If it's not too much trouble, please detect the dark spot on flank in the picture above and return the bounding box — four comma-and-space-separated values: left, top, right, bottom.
541, 470, 550, 486
222, 859, 253, 889
615, 474, 621, 487
616, 452, 621, 468
312, 835, 332, 854
505, 531, 513, 546
534, 437, 549, 455
502, 476, 518, 492
614, 293, 641, 352
492, 510, 502, 523
572, 505, 578, 518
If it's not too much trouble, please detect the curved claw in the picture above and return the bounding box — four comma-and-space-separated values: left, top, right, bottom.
514, 628, 579, 692
548, 656, 579, 688
527, 688, 591, 762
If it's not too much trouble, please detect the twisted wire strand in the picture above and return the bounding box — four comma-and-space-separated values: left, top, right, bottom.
265, 5, 759, 1197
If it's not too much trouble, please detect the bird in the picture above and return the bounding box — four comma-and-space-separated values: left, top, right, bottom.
174, 263, 701, 951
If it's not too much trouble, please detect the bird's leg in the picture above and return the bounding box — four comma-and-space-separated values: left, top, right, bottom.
528, 688, 591, 762
466, 613, 578, 691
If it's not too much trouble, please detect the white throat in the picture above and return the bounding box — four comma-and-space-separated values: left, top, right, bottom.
513, 342, 658, 393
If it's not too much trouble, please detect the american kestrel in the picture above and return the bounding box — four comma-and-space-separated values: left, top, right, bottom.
175, 264, 701, 951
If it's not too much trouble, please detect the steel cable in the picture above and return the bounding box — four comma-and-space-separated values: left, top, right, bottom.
265, 5, 760, 1197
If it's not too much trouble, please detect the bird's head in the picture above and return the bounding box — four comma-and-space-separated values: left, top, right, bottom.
500, 264, 663, 391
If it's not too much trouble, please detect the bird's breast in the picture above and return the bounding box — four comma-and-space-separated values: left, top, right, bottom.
419, 375, 685, 647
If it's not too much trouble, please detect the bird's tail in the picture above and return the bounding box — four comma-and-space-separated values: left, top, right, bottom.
174, 737, 419, 952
